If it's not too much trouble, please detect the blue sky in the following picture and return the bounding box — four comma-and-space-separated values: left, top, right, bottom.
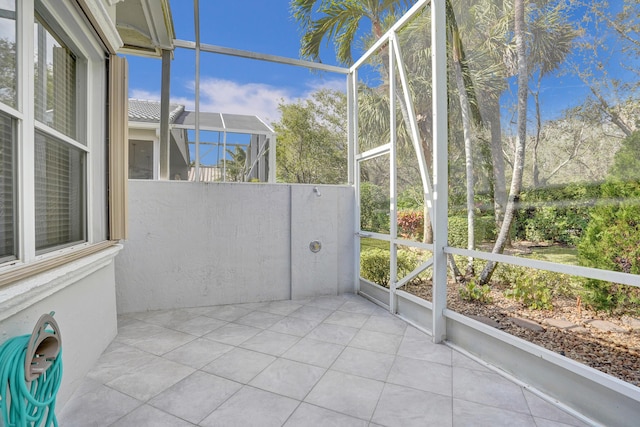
126, 1, 348, 125
125, 0, 638, 133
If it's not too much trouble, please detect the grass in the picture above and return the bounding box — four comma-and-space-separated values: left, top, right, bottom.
362, 236, 580, 266
360, 237, 390, 252
525, 246, 579, 265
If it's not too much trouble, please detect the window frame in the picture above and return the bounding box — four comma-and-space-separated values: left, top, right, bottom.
0, 0, 110, 276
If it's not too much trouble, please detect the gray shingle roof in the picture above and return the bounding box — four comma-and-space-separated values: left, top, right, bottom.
128, 99, 185, 123
128, 99, 274, 134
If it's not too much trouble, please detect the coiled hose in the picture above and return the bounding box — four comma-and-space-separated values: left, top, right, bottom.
0, 334, 63, 427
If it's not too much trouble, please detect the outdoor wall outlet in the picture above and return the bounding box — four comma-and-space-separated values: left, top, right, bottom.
309, 241, 321, 253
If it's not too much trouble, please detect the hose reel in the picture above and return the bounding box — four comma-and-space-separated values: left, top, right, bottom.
0, 312, 63, 427
24, 313, 61, 383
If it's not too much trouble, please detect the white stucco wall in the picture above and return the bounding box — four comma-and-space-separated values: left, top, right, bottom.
116, 181, 355, 313
0, 247, 120, 407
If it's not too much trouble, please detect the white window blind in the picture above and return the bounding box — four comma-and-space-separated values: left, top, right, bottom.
0, 111, 15, 260
34, 18, 77, 140
33, 15, 85, 253
34, 130, 85, 251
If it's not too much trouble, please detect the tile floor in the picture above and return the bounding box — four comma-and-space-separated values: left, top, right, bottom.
58, 294, 593, 426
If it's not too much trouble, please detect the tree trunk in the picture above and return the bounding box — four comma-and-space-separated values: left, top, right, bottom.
487, 95, 507, 230
532, 88, 541, 188
479, 0, 528, 285
453, 54, 475, 274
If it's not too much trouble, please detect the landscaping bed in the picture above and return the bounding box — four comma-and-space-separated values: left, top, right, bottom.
403, 278, 640, 388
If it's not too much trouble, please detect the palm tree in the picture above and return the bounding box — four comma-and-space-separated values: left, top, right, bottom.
477, 0, 578, 284
292, 0, 440, 244
477, 0, 528, 284
225, 146, 247, 182
292, 0, 411, 65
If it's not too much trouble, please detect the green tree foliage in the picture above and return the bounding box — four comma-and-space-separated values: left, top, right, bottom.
609, 131, 640, 182
225, 146, 247, 182
359, 182, 389, 233
0, 39, 16, 106
578, 131, 640, 313
291, 0, 410, 65
273, 89, 348, 184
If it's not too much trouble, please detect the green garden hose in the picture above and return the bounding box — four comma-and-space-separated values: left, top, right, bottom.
0, 332, 63, 426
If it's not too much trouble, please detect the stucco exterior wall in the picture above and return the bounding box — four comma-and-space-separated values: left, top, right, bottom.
116, 181, 355, 313
0, 248, 120, 407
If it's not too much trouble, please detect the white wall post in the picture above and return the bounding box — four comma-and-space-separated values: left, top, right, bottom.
431, 0, 449, 343
389, 35, 398, 314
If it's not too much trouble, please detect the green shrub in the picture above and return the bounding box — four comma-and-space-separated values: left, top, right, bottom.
495, 264, 580, 310
521, 206, 589, 245
448, 215, 496, 248
360, 248, 421, 287
510, 182, 600, 245
579, 279, 640, 315
459, 281, 493, 303
360, 182, 390, 233
577, 136, 640, 313
504, 272, 553, 310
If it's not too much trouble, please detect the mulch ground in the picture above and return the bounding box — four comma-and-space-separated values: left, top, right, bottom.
402, 279, 640, 388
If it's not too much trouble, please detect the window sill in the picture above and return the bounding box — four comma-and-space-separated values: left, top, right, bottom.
0, 243, 122, 323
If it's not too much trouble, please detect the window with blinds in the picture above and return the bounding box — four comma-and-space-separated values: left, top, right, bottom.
0, 1, 16, 108
33, 15, 86, 253
0, 111, 15, 261
34, 17, 77, 140
34, 130, 85, 251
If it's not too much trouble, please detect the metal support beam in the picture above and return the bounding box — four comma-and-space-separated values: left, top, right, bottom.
347, 72, 355, 185
352, 68, 361, 294
389, 36, 398, 314
431, 0, 449, 343
159, 49, 171, 180
173, 39, 349, 74
193, 0, 201, 182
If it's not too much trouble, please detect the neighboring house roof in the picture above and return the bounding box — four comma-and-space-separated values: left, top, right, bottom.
127, 99, 274, 134
128, 99, 185, 123
187, 166, 224, 182
174, 111, 274, 134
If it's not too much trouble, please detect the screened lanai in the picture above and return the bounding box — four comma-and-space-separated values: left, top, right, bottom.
62, 0, 640, 425
127, 99, 275, 182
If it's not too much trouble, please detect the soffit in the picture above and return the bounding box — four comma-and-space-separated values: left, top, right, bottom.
115, 0, 174, 57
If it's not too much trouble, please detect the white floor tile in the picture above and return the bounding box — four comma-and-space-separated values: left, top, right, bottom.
163, 338, 233, 369
387, 355, 452, 396
249, 358, 325, 400
282, 337, 344, 368
239, 330, 300, 356
453, 398, 536, 427
372, 383, 453, 427
305, 370, 384, 420
200, 386, 299, 427
331, 346, 395, 381
202, 347, 276, 384
110, 404, 195, 426
148, 371, 242, 424
284, 403, 368, 427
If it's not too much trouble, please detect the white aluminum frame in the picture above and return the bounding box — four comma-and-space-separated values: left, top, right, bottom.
350, 0, 640, 344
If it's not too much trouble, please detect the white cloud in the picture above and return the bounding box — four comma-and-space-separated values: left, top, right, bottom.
195, 78, 293, 124
303, 78, 347, 95
128, 75, 348, 125
129, 89, 161, 101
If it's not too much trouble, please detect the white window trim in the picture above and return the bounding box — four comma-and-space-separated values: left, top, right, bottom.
0, 243, 122, 321
2, 0, 110, 273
